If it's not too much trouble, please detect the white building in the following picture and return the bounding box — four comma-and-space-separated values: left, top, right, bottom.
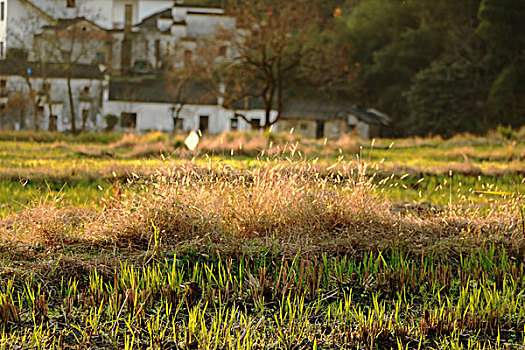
0, 0, 174, 59
103, 78, 276, 133
0, 59, 106, 131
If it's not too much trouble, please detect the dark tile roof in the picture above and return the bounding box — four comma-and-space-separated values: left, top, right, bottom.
281, 101, 353, 121
173, 3, 223, 9
281, 101, 391, 125
186, 11, 227, 16
0, 60, 105, 80
108, 78, 216, 105
230, 96, 265, 110
349, 106, 391, 126
41, 17, 106, 31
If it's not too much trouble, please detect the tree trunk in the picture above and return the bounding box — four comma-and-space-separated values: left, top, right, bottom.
67, 74, 77, 134
23, 75, 38, 131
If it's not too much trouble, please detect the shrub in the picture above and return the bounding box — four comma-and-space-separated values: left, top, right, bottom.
496, 125, 517, 140
104, 114, 119, 131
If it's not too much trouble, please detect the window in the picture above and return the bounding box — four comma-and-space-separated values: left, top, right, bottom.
219, 45, 227, 56
41, 83, 51, 92
230, 117, 238, 131
0, 78, 6, 97
95, 52, 105, 63
184, 49, 192, 60
250, 118, 260, 130
173, 117, 183, 130
124, 4, 133, 29
49, 115, 57, 131
83, 86, 90, 93
154, 40, 160, 59
120, 112, 137, 128
0, 42, 3, 59
81, 108, 90, 128
1, 2, 4, 21
300, 123, 307, 130
0, 103, 6, 112
66, 0, 76, 8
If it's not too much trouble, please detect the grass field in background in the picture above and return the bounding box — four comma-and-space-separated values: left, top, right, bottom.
0, 130, 522, 214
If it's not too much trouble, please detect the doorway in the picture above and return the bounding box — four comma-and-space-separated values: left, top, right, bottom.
121, 37, 132, 69
316, 121, 324, 139
198, 115, 209, 134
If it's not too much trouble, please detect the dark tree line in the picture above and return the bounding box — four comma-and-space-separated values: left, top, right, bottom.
334, 0, 524, 136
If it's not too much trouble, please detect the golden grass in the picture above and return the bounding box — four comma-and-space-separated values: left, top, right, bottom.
1, 162, 522, 258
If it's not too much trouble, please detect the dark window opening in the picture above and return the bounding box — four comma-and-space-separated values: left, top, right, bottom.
121, 112, 137, 128
83, 86, 90, 93
121, 37, 132, 68
154, 40, 161, 63
198, 115, 209, 133
95, 52, 106, 63
40, 83, 51, 94
219, 45, 227, 56
49, 115, 57, 131
300, 123, 307, 130
250, 118, 260, 130
173, 117, 183, 130
230, 117, 238, 131
184, 50, 192, 64
124, 4, 133, 29
1, 2, 4, 21
0, 79, 7, 97
81, 108, 90, 129
66, 0, 76, 8
0, 104, 6, 112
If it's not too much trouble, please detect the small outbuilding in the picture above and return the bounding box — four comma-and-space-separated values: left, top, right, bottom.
277, 101, 391, 139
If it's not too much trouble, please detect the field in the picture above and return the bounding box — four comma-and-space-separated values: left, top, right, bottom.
0, 130, 524, 349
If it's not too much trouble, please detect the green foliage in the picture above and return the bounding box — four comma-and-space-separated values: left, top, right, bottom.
476, 0, 525, 122
487, 63, 518, 112
334, 0, 524, 136
103, 114, 119, 131
495, 124, 517, 140
406, 57, 487, 137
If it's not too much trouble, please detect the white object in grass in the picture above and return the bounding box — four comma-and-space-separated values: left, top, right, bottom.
185, 131, 200, 151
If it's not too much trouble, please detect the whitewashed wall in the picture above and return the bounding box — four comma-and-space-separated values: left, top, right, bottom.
138, 0, 173, 22
185, 13, 235, 39
3, 74, 104, 131
103, 100, 276, 133
348, 114, 370, 139
3, 0, 53, 58
29, 0, 113, 28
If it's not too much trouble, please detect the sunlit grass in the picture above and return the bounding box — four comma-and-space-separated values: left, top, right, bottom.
0, 131, 523, 348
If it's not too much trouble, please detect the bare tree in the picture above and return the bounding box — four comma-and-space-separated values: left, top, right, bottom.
208, 0, 350, 130
33, 11, 111, 133
165, 40, 221, 131
6, 9, 53, 130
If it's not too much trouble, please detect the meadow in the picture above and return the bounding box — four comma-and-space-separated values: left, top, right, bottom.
0, 130, 523, 349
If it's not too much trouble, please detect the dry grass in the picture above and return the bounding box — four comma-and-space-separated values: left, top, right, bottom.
1, 161, 521, 259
